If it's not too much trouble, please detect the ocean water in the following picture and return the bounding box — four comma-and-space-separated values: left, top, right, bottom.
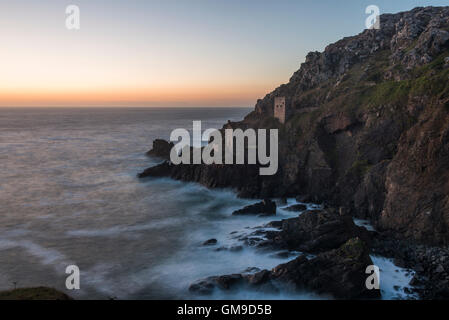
0, 107, 415, 300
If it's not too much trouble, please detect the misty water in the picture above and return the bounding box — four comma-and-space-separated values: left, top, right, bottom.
0, 107, 415, 299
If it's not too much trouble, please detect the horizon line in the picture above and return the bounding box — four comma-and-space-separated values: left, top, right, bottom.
0, 105, 253, 109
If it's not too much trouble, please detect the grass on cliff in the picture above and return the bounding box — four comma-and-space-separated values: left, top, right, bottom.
410, 54, 449, 99
286, 50, 449, 142
347, 159, 372, 178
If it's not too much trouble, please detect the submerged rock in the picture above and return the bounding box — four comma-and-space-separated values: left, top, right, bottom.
295, 195, 315, 203
202, 239, 218, 246
232, 199, 276, 216
282, 204, 307, 212
0, 287, 72, 300
189, 274, 244, 295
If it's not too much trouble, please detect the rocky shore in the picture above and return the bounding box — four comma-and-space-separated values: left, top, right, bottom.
0, 287, 72, 300
139, 6, 449, 299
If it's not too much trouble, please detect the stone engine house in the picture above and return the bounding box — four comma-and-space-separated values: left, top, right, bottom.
274, 97, 287, 124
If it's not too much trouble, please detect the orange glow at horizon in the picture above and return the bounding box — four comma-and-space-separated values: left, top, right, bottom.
0, 1, 297, 108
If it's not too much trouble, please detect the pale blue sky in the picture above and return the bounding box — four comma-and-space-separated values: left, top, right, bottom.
1, 0, 447, 106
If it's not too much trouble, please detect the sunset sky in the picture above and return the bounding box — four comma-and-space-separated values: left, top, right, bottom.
1, 0, 448, 107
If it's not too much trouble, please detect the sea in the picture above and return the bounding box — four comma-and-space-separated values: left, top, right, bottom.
0, 107, 416, 299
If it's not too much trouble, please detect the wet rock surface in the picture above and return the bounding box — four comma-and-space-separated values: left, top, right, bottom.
255, 209, 373, 253
138, 160, 172, 178
371, 237, 449, 299
232, 199, 277, 216
282, 204, 307, 212
190, 238, 380, 299
202, 239, 218, 246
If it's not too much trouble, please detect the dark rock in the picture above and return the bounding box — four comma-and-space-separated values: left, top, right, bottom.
242, 267, 261, 274
271, 238, 380, 299
393, 258, 406, 268
194, 238, 380, 299
435, 265, 445, 273
379, 104, 449, 245
232, 199, 276, 216
216, 245, 243, 252
415, 264, 424, 273
189, 274, 244, 295
265, 221, 282, 229
295, 195, 314, 203
138, 161, 172, 178
278, 198, 288, 205
203, 239, 218, 246
0, 287, 73, 300
146, 139, 174, 160
283, 204, 307, 212
271, 251, 294, 259
410, 275, 423, 286
370, 237, 449, 299
188, 280, 215, 295
268, 209, 372, 253
245, 270, 271, 285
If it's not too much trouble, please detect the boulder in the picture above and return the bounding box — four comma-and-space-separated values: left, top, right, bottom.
0, 287, 73, 300
232, 199, 276, 216
283, 204, 307, 212
202, 239, 218, 246
266, 209, 372, 253
271, 238, 380, 299
189, 274, 244, 295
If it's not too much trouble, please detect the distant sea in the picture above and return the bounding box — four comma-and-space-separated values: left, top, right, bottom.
0, 107, 416, 299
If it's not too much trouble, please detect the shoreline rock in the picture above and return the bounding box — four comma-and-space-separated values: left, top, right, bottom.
146, 139, 174, 160
257, 208, 373, 253
0, 287, 72, 300
282, 204, 307, 212
232, 199, 277, 216
190, 238, 380, 300
202, 239, 218, 246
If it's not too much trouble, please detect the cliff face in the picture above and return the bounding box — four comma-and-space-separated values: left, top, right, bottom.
142, 7, 449, 245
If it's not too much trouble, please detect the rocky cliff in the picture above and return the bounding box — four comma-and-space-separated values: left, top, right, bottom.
141, 6, 449, 246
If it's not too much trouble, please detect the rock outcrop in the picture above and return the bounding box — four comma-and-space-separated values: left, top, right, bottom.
232, 199, 276, 216
271, 238, 380, 299
146, 139, 174, 160
264, 209, 373, 253
190, 238, 380, 299
0, 287, 72, 300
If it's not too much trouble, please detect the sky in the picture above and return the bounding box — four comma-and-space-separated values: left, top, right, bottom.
0, 0, 448, 107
